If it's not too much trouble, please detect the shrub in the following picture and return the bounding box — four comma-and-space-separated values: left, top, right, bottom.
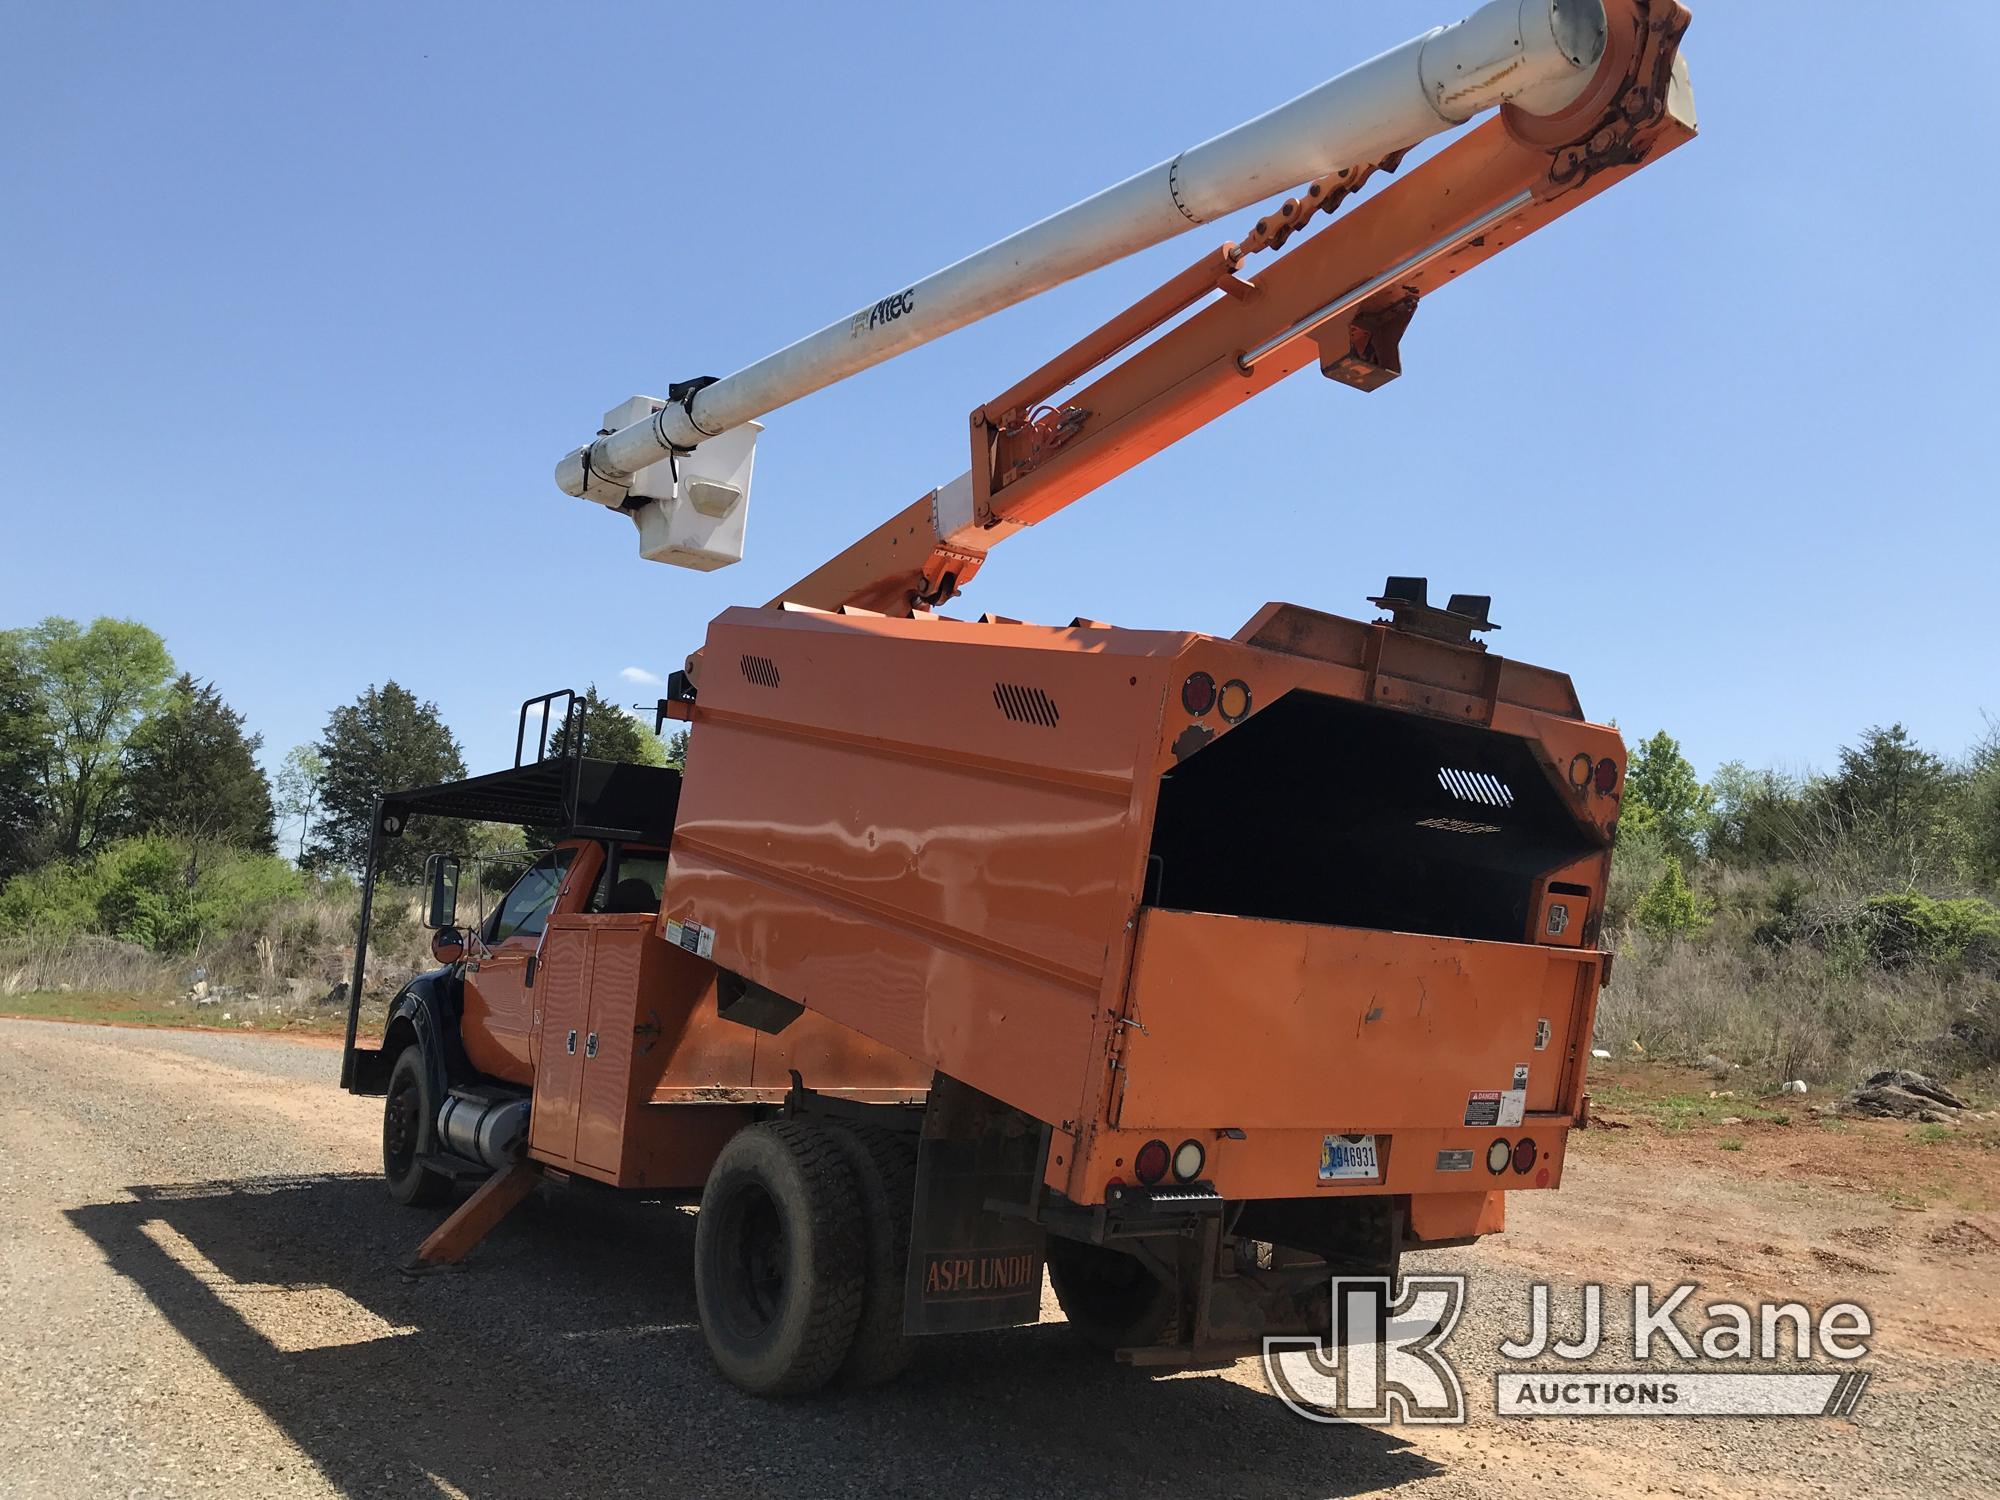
1760, 890, 2000, 974
1608, 817, 1673, 930
0, 835, 305, 954
1857, 892, 2000, 971
1634, 859, 1709, 940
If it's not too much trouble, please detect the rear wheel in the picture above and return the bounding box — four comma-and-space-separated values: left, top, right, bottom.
382, 1045, 451, 1207
694, 1120, 866, 1395
1046, 1236, 1175, 1353
828, 1123, 919, 1387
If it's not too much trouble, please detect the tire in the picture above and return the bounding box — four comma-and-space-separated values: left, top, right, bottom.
827, 1123, 919, 1387
382, 1044, 451, 1207
1046, 1236, 1175, 1353
694, 1120, 867, 1395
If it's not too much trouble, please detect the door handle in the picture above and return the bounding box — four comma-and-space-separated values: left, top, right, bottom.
585, 1032, 598, 1059
525, 954, 538, 988
565, 1029, 577, 1055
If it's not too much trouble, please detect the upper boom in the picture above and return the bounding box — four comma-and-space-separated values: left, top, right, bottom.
554, 0, 1618, 567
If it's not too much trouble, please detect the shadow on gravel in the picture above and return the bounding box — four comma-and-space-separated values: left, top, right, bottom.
68, 1173, 1442, 1499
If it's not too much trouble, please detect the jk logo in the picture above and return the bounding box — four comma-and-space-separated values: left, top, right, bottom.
1263, 1276, 1467, 1425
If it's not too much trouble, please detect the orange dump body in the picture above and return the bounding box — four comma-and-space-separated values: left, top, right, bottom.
662, 598, 1621, 1230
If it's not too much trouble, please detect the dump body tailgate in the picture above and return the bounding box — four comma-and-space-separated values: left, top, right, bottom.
1114, 909, 1596, 1131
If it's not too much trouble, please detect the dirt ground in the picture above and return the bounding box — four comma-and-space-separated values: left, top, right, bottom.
1, 1020, 1995, 1499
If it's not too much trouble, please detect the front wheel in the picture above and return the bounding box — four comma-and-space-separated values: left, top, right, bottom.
382, 1045, 451, 1207
694, 1120, 866, 1395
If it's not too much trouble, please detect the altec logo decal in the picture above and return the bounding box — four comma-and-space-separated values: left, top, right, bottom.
1263, 1278, 1874, 1424
851, 288, 915, 336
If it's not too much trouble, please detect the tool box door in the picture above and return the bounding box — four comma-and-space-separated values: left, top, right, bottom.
528, 922, 595, 1165
574, 926, 644, 1175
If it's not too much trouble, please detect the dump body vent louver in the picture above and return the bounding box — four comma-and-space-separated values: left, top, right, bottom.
740, 654, 781, 688
993, 682, 1060, 728
1437, 767, 1513, 808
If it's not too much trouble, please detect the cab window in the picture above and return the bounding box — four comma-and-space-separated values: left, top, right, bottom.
484, 848, 575, 943
590, 850, 667, 915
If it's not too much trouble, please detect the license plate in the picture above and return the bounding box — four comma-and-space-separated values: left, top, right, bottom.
1318, 1133, 1380, 1183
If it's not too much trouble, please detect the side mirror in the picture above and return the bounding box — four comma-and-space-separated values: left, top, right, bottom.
431, 926, 466, 965
423, 853, 460, 929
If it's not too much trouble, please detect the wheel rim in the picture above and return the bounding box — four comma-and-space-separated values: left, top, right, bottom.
384, 1074, 421, 1177
715, 1180, 787, 1338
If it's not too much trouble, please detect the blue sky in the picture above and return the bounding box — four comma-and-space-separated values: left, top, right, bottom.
4, 2, 1994, 785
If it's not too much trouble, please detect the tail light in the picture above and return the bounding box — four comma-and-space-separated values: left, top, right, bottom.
1485, 1138, 1511, 1174
1511, 1138, 1537, 1175
1181, 672, 1217, 716
1172, 1139, 1205, 1181
1134, 1138, 1170, 1185
1593, 757, 1619, 795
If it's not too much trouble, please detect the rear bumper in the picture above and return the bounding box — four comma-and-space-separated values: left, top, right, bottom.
1081, 1121, 1571, 1204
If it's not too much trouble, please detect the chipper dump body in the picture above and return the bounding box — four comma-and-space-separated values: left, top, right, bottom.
675, 596, 1619, 1240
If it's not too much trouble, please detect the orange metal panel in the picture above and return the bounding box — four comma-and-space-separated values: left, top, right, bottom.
1113, 910, 1596, 1132
665, 606, 1179, 1129
1410, 1190, 1506, 1243
576, 924, 644, 1174
526, 921, 593, 1165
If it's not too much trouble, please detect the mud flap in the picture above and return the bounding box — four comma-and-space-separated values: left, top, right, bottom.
903, 1076, 1048, 1335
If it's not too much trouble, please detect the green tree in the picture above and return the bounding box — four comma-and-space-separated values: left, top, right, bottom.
0, 640, 53, 878
1965, 721, 2000, 890
273, 744, 325, 863
121, 675, 275, 852
5, 617, 174, 858
1820, 723, 1961, 881
1703, 760, 1808, 866
1622, 730, 1710, 862
544, 685, 668, 767
664, 728, 690, 770
306, 682, 465, 879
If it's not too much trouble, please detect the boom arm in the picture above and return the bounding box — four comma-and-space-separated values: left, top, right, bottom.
779, 0, 1693, 617
556, 0, 1613, 515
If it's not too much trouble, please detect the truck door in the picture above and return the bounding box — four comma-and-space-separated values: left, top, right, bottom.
461, 846, 577, 1083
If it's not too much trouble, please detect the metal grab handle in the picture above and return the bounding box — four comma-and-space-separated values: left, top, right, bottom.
565, 1029, 577, 1055
585, 1032, 598, 1059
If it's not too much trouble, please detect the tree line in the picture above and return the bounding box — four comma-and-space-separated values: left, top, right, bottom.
1612, 721, 2000, 962
1, 616, 682, 902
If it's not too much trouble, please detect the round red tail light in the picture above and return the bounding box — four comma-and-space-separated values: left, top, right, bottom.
1593, 757, 1619, 795
1134, 1138, 1171, 1185
1181, 672, 1217, 716
1511, 1138, 1537, 1175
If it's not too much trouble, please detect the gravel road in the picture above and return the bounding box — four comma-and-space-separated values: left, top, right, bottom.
1, 1017, 1994, 1499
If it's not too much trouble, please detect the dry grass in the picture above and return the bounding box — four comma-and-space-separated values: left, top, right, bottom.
0, 881, 439, 1032
1595, 925, 1991, 1090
